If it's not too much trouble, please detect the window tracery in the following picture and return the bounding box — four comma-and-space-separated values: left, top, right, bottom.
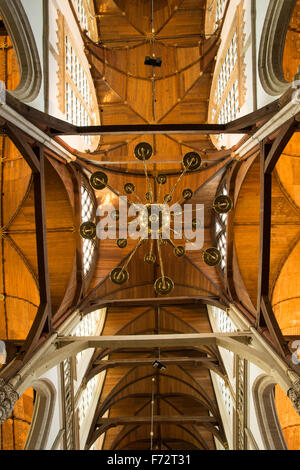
208, 2, 246, 147
71, 309, 104, 427
80, 182, 97, 278
78, 376, 97, 426
212, 307, 236, 334
217, 375, 234, 420
215, 178, 229, 271
73, 0, 88, 31
215, 0, 227, 30
65, 35, 92, 147
56, 10, 99, 150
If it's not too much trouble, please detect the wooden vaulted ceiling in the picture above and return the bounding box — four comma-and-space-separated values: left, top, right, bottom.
85, 303, 226, 450
81, 0, 219, 174
81, 0, 228, 305
77, 0, 230, 451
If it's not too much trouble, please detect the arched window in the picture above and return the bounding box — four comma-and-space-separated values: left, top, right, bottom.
80, 178, 97, 281
73, 0, 88, 31
65, 35, 92, 148
72, 0, 98, 41
214, 178, 228, 271
56, 7, 99, 151
215, 0, 226, 30
71, 309, 106, 440
212, 306, 236, 334
73, 309, 102, 363
214, 32, 239, 127
216, 375, 234, 419
78, 375, 97, 426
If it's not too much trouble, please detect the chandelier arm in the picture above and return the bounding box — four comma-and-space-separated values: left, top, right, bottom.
157, 237, 166, 288
106, 183, 122, 198
106, 183, 139, 207
166, 167, 188, 201
169, 226, 191, 243
142, 157, 154, 203
166, 237, 176, 250
119, 238, 143, 274
132, 193, 143, 204
149, 237, 154, 257
157, 182, 162, 204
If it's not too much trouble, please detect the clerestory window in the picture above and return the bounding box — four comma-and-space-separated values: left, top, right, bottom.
215, 178, 229, 271
81, 181, 97, 278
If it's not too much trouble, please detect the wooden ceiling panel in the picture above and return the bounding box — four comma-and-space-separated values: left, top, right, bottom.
154, 76, 179, 122
127, 43, 153, 79
102, 307, 153, 336
98, 16, 143, 42
160, 101, 207, 124
127, 77, 153, 122
1, 138, 32, 228
275, 134, 300, 213
1, 240, 39, 340
100, 103, 147, 125
157, 9, 205, 39
96, 79, 123, 105
95, 0, 122, 14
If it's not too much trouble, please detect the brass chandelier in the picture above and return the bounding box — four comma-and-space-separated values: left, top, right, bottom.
80, 143, 233, 296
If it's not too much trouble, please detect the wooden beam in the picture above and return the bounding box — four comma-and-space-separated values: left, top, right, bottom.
33, 147, 51, 309
257, 140, 272, 328
57, 332, 252, 350
64, 123, 231, 136
89, 414, 220, 448
256, 129, 294, 356
6, 123, 41, 173
264, 119, 297, 174
5, 92, 76, 135
0, 20, 7, 36
93, 357, 218, 366
20, 146, 52, 358
97, 415, 218, 427
81, 296, 226, 316
226, 100, 281, 133
87, 357, 221, 382
3, 90, 296, 142
260, 296, 290, 356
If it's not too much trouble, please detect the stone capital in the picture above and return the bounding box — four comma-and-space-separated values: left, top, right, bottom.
0, 378, 19, 424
